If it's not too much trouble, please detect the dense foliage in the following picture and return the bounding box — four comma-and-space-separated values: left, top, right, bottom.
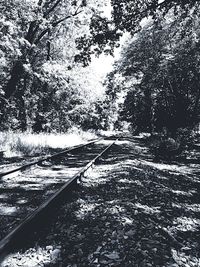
0, 0, 110, 132
107, 4, 200, 135
1, 0, 200, 132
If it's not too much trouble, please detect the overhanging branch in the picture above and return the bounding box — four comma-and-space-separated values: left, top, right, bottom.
35, 9, 82, 44
44, 0, 62, 18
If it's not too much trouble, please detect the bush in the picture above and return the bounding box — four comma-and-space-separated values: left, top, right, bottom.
148, 128, 197, 161
175, 128, 197, 149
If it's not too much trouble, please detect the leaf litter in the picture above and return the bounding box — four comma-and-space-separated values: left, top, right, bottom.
1, 138, 200, 266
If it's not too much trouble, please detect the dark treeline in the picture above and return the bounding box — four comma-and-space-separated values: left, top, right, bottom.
105, 3, 200, 137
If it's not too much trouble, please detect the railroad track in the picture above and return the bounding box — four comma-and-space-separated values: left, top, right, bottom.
0, 138, 118, 259
0, 138, 102, 178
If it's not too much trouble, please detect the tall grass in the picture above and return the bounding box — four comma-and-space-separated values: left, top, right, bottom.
0, 128, 97, 157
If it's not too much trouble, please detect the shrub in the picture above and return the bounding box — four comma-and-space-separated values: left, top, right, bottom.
148, 128, 197, 161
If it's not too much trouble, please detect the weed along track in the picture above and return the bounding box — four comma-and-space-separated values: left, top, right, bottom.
0, 138, 117, 259
0, 138, 102, 178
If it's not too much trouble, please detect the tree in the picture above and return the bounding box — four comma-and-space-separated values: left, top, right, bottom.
0, 0, 109, 130
75, 0, 200, 68
1, 0, 199, 132
4, 0, 94, 97
108, 4, 200, 134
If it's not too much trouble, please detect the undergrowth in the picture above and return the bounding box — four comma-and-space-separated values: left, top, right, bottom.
0, 128, 97, 157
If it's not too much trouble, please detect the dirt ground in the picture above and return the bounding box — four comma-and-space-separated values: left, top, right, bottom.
1, 137, 200, 267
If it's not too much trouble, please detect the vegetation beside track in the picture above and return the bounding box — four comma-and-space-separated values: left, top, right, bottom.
0, 129, 98, 158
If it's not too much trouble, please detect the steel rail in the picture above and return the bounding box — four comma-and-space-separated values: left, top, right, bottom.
0, 139, 117, 257
0, 138, 102, 178
77, 138, 118, 180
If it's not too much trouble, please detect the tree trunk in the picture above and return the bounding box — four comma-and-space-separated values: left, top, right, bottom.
144, 86, 153, 133
4, 60, 24, 99
0, 100, 8, 130
17, 95, 27, 131
18, 77, 28, 131
192, 87, 200, 123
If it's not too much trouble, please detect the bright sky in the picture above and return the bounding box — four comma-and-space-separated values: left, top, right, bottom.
89, 1, 114, 79
89, 31, 129, 80
90, 54, 115, 77
85, 1, 130, 96
102, 0, 112, 19
89, 14, 150, 83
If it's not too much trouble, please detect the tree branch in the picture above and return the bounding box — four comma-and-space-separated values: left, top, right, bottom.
53, 10, 82, 27
0, 95, 10, 106
44, 0, 62, 18
192, 86, 200, 119
118, 0, 173, 29
26, 21, 41, 45
139, 0, 172, 16
38, 0, 43, 6
35, 9, 82, 44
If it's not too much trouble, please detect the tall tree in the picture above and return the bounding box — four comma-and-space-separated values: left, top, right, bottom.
109, 4, 200, 133
0, 0, 108, 129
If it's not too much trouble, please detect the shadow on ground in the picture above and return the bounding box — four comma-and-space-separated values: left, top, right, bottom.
1, 138, 200, 267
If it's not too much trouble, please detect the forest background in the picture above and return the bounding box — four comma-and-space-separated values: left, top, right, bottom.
1, 0, 200, 143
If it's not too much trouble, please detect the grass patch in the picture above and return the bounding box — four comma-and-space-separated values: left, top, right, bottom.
0, 128, 97, 157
